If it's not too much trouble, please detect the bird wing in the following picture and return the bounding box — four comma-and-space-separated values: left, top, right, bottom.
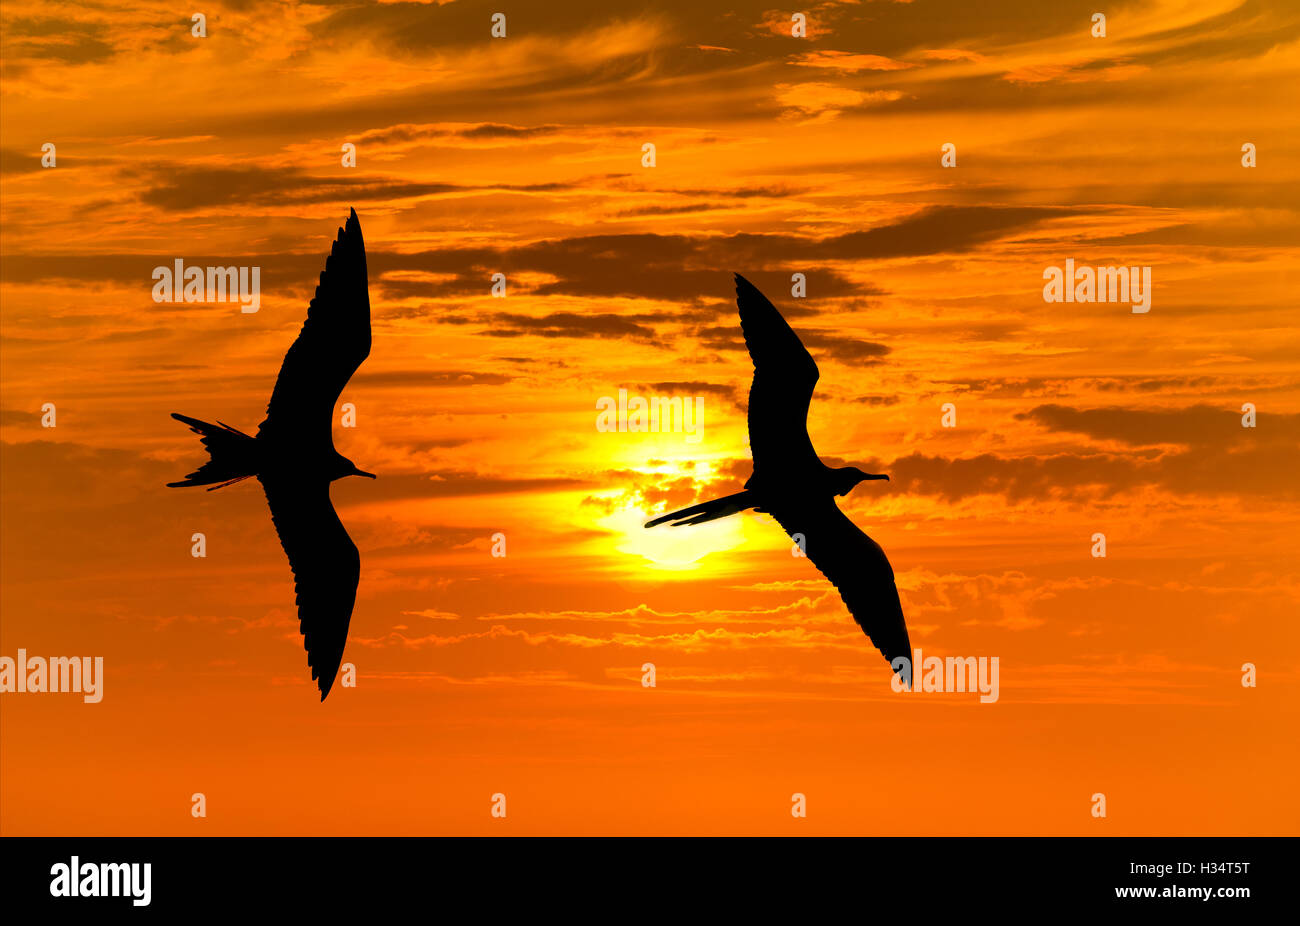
767, 499, 911, 670
734, 274, 820, 478
257, 209, 371, 444
259, 475, 360, 699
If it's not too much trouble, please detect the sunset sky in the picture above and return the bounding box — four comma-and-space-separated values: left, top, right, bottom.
2, 0, 1297, 835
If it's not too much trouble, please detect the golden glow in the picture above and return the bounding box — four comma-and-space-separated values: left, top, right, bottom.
2, 0, 1298, 835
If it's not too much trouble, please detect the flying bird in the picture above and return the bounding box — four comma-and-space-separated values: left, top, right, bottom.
646, 274, 911, 678
168, 208, 375, 700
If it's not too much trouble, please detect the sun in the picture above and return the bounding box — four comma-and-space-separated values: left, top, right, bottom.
579, 426, 755, 573
603, 499, 751, 572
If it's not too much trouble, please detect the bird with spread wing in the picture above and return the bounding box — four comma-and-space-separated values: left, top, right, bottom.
168, 209, 375, 700
646, 274, 911, 679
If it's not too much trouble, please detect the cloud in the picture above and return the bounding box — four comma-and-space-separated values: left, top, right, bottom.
797, 329, 892, 364
758, 9, 835, 40
0, 440, 172, 510
0, 408, 40, 426
0, 147, 90, 175
351, 370, 513, 388
919, 49, 986, 63
775, 82, 905, 120
1, 17, 114, 64
790, 51, 915, 72
3, 207, 1066, 306
612, 202, 728, 218
1002, 61, 1150, 85
694, 323, 890, 364
479, 312, 661, 342
360, 621, 867, 654
135, 164, 579, 211
333, 469, 594, 503
1017, 404, 1299, 447
590, 460, 750, 516
642, 381, 738, 399
476, 597, 839, 627
876, 441, 1300, 502
355, 122, 568, 147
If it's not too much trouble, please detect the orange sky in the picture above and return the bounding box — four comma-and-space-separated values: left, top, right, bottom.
2, 0, 1298, 835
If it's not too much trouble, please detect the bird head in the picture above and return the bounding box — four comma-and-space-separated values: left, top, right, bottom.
335, 454, 376, 481
835, 465, 889, 496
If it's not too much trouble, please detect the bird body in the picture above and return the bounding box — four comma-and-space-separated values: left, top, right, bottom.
646, 274, 910, 674
168, 209, 374, 699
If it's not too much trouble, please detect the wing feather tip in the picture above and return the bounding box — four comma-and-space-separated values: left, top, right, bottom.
312, 661, 333, 700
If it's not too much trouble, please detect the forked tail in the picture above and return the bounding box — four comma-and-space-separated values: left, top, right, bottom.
645, 490, 755, 528
167, 413, 258, 490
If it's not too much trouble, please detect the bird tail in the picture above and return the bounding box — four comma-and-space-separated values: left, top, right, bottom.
167, 413, 258, 490
645, 490, 755, 528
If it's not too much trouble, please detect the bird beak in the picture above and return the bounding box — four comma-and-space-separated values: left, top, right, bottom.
354, 469, 377, 479
865, 473, 890, 481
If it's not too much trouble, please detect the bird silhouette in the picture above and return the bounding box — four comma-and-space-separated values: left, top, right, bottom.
645, 274, 911, 678
168, 208, 374, 700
